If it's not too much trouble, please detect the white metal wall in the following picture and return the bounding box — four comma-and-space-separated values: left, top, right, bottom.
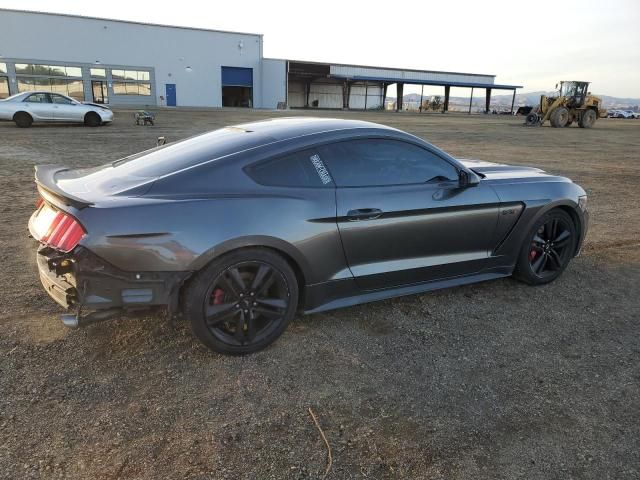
330, 65, 495, 85
288, 80, 384, 109
309, 82, 343, 109
0, 9, 264, 108
348, 83, 383, 109
288, 81, 306, 108
261, 59, 287, 109
287, 81, 343, 109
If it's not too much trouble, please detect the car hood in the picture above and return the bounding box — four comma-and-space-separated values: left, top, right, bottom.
82, 102, 111, 110
457, 158, 558, 181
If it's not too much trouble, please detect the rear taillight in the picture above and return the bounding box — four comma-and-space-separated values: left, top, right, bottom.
34, 206, 86, 252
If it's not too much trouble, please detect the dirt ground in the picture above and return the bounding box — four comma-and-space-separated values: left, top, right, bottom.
1, 109, 638, 479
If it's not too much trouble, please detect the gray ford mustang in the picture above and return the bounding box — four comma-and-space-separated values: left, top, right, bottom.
29, 118, 588, 354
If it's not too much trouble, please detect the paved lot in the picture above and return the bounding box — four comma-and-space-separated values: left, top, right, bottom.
1, 109, 639, 479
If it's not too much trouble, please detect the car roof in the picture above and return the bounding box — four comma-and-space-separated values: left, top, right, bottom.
6, 91, 74, 100
232, 117, 398, 141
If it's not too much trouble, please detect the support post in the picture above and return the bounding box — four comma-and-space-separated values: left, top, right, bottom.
382, 83, 388, 109
510, 89, 516, 114
364, 81, 368, 110
468, 87, 474, 114
444, 85, 450, 112
485, 88, 492, 113
396, 83, 404, 112
419, 84, 424, 112
342, 81, 349, 110
304, 81, 310, 108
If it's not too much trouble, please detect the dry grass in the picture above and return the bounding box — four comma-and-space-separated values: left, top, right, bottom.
0, 110, 638, 479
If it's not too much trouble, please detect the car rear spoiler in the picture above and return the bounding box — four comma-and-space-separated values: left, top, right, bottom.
34, 165, 93, 209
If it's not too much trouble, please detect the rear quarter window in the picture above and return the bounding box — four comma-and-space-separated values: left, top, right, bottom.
245, 149, 333, 187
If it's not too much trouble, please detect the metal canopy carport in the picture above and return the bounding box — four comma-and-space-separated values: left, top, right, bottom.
287, 60, 522, 114
331, 74, 523, 114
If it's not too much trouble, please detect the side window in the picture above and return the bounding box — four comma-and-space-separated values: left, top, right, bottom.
318, 139, 458, 187
245, 149, 333, 187
24, 93, 51, 104
51, 94, 74, 105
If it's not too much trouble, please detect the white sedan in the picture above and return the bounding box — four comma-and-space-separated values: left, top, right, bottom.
0, 91, 113, 128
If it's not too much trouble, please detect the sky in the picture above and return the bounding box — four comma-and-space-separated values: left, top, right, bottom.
1, 0, 639, 98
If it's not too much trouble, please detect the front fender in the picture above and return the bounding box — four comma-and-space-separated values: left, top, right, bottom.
494, 198, 585, 260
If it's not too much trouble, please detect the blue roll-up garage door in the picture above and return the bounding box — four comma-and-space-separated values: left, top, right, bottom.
221, 67, 253, 87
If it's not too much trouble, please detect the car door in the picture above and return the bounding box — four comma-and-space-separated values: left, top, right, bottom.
21, 92, 53, 121
318, 138, 501, 290
50, 94, 82, 121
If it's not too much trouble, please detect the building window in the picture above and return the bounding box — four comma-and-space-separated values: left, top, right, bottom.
112, 82, 152, 95
0, 77, 9, 99
0, 63, 8, 99
90, 68, 106, 78
17, 76, 84, 101
14, 63, 85, 101
15, 63, 82, 77
110, 68, 151, 96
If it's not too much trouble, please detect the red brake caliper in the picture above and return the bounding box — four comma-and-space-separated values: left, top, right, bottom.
211, 288, 225, 305
528, 245, 538, 262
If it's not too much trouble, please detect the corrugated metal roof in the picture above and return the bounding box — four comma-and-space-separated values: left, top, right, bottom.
287, 59, 496, 78
331, 74, 522, 90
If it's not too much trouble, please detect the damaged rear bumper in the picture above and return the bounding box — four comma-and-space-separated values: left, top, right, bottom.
36, 245, 190, 313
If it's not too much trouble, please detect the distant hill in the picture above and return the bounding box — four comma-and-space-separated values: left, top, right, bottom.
389, 91, 640, 111
493, 91, 640, 109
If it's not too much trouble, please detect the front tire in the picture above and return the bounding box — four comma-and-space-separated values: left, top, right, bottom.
84, 112, 101, 127
14, 112, 33, 128
525, 112, 540, 126
550, 107, 569, 128
514, 209, 577, 285
184, 248, 299, 355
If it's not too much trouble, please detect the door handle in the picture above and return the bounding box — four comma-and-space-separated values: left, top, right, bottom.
347, 208, 383, 221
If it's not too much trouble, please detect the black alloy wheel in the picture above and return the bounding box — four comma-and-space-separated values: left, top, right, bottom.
514, 209, 577, 285
185, 248, 298, 354
528, 218, 573, 278
205, 261, 289, 345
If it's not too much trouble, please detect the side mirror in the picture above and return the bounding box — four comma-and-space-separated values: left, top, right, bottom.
459, 169, 480, 188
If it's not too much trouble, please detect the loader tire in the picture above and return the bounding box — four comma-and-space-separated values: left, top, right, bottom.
525, 113, 540, 126
579, 109, 597, 128
550, 107, 569, 128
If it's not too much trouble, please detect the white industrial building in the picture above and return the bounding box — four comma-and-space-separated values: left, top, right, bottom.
0, 9, 521, 111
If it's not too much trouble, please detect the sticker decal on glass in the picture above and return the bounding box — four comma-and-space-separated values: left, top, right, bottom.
310, 154, 332, 185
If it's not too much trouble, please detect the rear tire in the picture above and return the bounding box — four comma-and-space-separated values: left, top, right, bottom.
550, 107, 569, 128
514, 209, 577, 286
13, 112, 33, 128
184, 248, 299, 355
579, 109, 597, 128
84, 112, 101, 127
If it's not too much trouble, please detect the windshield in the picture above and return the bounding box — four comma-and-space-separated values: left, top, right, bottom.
560, 82, 587, 97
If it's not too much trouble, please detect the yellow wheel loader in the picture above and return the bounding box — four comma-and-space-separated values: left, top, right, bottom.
525, 81, 605, 128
